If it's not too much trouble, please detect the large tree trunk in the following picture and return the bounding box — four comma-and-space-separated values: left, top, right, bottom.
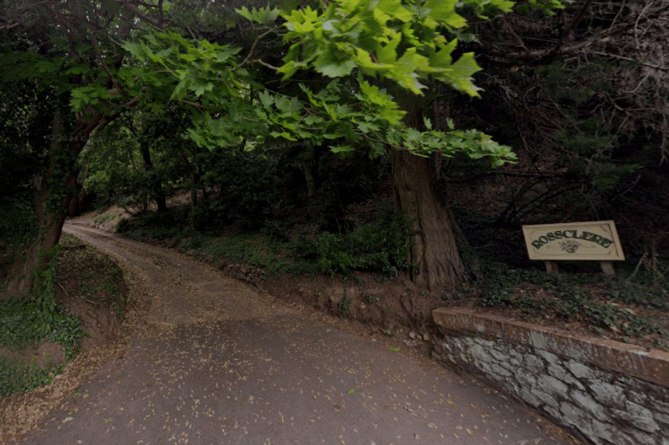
4, 108, 115, 298
4, 111, 76, 298
391, 100, 466, 290
5, 176, 73, 298
392, 150, 466, 289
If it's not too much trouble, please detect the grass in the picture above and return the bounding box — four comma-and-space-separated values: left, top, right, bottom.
93, 210, 121, 226
70, 247, 127, 315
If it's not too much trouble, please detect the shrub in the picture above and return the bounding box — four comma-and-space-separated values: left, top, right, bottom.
116, 218, 130, 233
289, 207, 411, 277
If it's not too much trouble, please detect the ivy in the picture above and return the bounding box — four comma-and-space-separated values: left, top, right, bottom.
30, 246, 61, 331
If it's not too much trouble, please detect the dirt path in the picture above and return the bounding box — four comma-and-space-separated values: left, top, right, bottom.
15, 224, 572, 445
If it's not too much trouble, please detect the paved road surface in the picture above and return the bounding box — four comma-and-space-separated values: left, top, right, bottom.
18, 224, 572, 445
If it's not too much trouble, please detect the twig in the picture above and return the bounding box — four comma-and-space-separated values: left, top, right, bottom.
634, 2, 653, 50
0, 22, 19, 31
252, 59, 280, 70
56, 282, 69, 297
176, 98, 211, 111
590, 51, 668, 72
235, 28, 279, 70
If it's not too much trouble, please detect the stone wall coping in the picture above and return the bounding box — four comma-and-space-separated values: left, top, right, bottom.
433, 308, 669, 388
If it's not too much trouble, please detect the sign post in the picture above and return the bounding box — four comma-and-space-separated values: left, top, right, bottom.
522, 221, 625, 275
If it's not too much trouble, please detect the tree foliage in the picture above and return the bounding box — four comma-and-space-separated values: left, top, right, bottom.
123, 0, 521, 168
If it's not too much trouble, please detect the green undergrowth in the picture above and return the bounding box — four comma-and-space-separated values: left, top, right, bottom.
0, 302, 82, 399
119, 203, 411, 280
93, 210, 121, 226
1, 247, 84, 358
72, 248, 127, 317
451, 260, 669, 344
0, 355, 64, 398
0, 297, 83, 359
1, 242, 94, 398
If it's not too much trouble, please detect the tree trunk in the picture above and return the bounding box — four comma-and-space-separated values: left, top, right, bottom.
390, 100, 466, 290
78, 164, 90, 213
191, 172, 199, 208
140, 145, 167, 213
4, 107, 114, 298
301, 142, 318, 219
303, 160, 318, 220
67, 165, 88, 218
391, 150, 466, 290
68, 188, 80, 217
4, 111, 76, 298
303, 161, 317, 200
200, 183, 208, 203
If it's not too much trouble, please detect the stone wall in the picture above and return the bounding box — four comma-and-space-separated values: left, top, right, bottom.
432, 308, 669, 445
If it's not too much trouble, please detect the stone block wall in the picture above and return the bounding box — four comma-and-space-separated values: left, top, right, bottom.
432, 308, 669, 445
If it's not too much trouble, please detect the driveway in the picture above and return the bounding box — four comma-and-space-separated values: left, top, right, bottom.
17, 224, 572, 445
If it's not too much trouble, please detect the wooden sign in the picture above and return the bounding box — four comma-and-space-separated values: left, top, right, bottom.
522, 221, 625, 275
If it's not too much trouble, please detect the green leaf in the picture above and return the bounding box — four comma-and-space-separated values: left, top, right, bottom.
429, 39, 457, 68
442, 52, 482, 96
376, 0, 413, 22
35, 61, 59, 74
123, 41, 146, 59
424, 0, 466, 28
66, 63, 91, 75
330, 145, 355, 153
192, 77, 215, 97
377, 33, 401, 64
304, 115, 324, 125
277, 60, 300, 80
317, 59, 356, 78
270, 131, 297, 141
171, 78, 190, 100
236, 5, 278, 24
358, 121, 380, 133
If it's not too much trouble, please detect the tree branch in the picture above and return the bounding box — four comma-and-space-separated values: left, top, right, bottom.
116, 0, 164, 29
91, 33, 126, 95
235, 28, 280, 71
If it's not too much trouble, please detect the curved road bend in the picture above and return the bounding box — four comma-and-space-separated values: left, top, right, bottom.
19, 224, 572, 445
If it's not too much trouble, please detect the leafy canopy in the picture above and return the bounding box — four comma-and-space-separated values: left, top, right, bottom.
120, 0, 564, 165
276, 0, 514, 95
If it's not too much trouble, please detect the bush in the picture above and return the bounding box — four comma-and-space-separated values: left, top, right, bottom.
116, 218, 130, 233
289, 207, 411, 277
